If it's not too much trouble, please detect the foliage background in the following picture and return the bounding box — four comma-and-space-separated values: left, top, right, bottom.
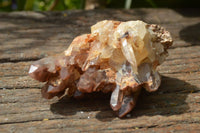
0, 0, 198, 12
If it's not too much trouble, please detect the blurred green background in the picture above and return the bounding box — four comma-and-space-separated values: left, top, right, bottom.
0, 0, 198, 12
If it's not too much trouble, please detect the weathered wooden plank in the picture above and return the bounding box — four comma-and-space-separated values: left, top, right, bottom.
1, 72, 199, 90
0, 9, 200, 132
0, 76, 43, 89
0, 88, 199, 125
1, 53, 200, 89
0, 9, 200, 63
1, 53, 200, 78
1, 47, 200, 74
1, 34, 199, 63
0, 112, 200, 132
1, 90, 199, 115
137, 124, 200, 133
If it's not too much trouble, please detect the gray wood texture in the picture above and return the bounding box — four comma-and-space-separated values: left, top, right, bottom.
0, 9, 200, 132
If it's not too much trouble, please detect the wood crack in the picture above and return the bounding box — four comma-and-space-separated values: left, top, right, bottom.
0, 57, 42, 63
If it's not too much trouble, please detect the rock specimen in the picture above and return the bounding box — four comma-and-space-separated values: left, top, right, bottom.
29, 20, 172, 118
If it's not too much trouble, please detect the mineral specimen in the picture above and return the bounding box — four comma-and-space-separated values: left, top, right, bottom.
29, 20, 172, 118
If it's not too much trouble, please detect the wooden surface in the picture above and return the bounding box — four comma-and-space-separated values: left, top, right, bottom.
0, 9, 200, 132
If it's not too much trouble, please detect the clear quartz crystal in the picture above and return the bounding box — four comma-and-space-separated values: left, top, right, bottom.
29, 20, 173, 118
110, 85, 123, 111
29, 65, 38, 74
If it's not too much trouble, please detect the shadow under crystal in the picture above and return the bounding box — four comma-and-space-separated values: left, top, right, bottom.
50, 76, 198, 121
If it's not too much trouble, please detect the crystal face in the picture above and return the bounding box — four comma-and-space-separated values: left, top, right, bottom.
29, 20, 173, 118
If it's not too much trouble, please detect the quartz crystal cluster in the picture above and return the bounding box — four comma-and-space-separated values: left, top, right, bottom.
29, 20, 172, 117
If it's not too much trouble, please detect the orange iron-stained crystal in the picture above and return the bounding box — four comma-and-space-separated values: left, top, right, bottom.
29, 20, 172, 118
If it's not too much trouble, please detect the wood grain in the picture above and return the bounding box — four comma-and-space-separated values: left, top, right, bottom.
0, 9, 200, 132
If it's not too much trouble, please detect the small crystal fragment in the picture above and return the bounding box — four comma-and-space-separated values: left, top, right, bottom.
29, 65, 38, 74
110, 85, 123, 111
73, 89, 84, 99
118, 96, 134, 118
29, 20, 173, 118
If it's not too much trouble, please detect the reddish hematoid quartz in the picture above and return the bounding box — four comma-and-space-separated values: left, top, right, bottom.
29, 20, 172, 118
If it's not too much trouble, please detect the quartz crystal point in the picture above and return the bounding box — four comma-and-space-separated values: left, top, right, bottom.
29, 20, 172, 118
